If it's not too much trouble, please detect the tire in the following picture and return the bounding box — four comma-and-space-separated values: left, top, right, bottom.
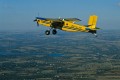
45, 30, 50, 35
52, 29, 57, 35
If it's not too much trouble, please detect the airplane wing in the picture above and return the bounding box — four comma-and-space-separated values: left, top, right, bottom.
36, 17, 81, 22
63, 18, 81, 22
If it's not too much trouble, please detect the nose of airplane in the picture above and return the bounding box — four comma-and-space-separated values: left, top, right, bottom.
34, 19, 37, 22
34, 17, 39, 26
34, 17, 37, 22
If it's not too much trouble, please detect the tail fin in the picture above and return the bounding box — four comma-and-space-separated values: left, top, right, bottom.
88, 15, 98, 29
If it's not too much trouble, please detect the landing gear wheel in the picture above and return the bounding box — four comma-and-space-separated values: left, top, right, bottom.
94, 33, 98, 37
45, 30, 50, 35
52, 29, 57, 35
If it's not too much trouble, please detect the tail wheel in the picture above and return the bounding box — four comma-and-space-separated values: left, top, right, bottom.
52, 29, 57, 35
45, 30, 50, 35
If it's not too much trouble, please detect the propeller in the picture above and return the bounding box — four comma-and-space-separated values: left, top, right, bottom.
37, 21, 39, 26
34, 18, 39, 27
34, 13, 40, 27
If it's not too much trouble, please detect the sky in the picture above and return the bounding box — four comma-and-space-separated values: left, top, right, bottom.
0, 0, 120, 31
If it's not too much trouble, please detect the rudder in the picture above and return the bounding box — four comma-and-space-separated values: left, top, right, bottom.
88, 15, 98, 29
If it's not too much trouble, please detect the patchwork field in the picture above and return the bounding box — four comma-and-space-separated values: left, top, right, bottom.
0, 30, 120, 80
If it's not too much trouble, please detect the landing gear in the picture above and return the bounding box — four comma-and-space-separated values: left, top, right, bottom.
94, 33, 97, 37
45, 30, 50, 35
45, 29, 57, 35
52, 29, 57, 35
88, 30, 98, 37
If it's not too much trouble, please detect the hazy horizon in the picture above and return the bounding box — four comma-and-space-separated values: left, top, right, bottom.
0, 0, 120, 31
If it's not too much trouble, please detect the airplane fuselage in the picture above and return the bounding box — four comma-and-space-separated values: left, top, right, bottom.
37, 19, 89, 32
34, 15, 99, 36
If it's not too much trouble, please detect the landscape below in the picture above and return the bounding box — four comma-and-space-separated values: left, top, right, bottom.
0, 30, 120, 80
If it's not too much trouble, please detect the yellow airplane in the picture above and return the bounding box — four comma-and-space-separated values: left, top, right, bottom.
34, 15, 100, 37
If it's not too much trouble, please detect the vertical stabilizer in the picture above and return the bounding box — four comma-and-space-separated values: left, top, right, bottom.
88, 15, 98, 29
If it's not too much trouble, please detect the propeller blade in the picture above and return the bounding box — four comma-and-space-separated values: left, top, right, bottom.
33, 18, 39, 27
34, 19, 37, 22
37, 22, 39, 26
